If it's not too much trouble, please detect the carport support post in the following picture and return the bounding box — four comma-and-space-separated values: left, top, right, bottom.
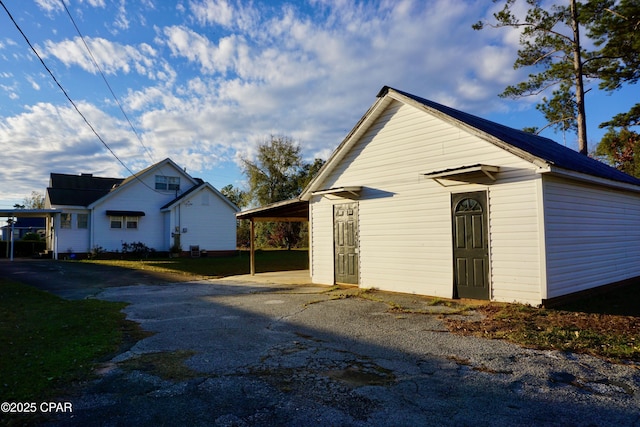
9, 217, 14, 261
250, 218, 255, 276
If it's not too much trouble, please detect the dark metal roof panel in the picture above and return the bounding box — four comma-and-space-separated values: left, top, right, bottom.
236, 199, 309, 221
47, 173, 124, 206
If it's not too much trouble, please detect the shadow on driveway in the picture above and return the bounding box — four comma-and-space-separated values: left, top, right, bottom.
0, 258, 194, 299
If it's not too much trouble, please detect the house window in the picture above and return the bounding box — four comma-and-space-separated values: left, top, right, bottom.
155, 175, 180, 191
125, 217, 139, 229
77, 214, 88, 229
110, 216, 123, 229
60, 213, 72, 229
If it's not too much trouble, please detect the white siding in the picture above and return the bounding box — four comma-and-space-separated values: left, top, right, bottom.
310, 199, 335, 285
177, 188, 237, 251
543, 176, 640, 298
46, 160, 236, 256
310, 101, 545, 304
92, 181, 170, 252
54, 209, 91, 255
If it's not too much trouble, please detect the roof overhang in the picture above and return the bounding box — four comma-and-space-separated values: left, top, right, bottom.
311, 186, 362, 198
0, 209, 59, 218
424, 164, 500, 186
105, 210, 146, 217
236, 198, 308, 222
538, 166, 640, 194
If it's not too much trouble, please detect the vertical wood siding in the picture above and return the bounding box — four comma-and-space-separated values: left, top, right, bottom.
310, 101, 545, 304
544, 176, 640, 298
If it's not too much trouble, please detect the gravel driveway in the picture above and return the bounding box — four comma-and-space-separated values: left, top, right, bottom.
2, 260, 639, 426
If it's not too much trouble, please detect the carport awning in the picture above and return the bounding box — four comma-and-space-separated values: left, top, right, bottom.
105, 210, 146, 217
236, 198, 308, 222
0, 209, 58, 218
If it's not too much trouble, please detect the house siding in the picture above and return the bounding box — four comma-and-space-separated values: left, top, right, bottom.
310, 101, 544, 304
174, 189, 238, 251
543, 175, 640, 298
54, 209, 91, 255
92, 181, 169, 252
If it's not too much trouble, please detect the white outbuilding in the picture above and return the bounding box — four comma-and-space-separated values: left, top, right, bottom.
247, 86, 640, 306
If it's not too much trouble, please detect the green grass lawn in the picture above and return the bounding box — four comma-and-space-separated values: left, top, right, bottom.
83, 249, 309, 278
0, 279, 142, 402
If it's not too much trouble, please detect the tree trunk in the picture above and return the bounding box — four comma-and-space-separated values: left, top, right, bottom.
571, 0, 588, 155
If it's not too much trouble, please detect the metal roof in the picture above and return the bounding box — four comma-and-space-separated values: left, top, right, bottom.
236, 198, 308, 221
47, 173, 123, 206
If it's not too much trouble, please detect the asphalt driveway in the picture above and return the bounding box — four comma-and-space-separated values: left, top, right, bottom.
0, 258, 194, 299
2, 259, 639, 426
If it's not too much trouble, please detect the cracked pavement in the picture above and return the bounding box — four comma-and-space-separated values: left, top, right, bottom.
29, 277, 640, 427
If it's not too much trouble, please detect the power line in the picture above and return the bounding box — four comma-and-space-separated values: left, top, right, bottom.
59, 0, 158, 168
0, 0, 157, 192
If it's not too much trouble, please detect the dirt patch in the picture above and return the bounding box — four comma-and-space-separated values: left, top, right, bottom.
445, 303, 640, 362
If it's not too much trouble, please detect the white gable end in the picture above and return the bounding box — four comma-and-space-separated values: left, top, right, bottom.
310, 100, 546, 305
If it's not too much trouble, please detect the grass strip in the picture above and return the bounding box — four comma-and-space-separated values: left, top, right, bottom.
83, 249, 309, 278
0, 279, 140, 401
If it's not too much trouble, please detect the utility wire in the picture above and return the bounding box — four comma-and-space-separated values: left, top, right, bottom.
59, 0, 158, 168
0, 0, 157, 192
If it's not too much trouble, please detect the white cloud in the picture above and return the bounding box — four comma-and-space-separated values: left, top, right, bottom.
34, 0, 64, 13
43, 37, 161, 80
162, 26, 237, 75
0, 102, 146, 202
190, 0, 234, 27
1, 0, 553, 206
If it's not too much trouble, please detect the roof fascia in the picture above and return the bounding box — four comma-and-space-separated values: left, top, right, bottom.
300, 95, 394, 201
538, 166, 640, 193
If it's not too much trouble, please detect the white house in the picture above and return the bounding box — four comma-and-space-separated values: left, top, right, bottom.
44, 158, 238, 258
239, 86, 640, 306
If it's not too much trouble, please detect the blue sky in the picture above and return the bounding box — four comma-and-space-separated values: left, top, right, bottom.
0, 0, 637, 208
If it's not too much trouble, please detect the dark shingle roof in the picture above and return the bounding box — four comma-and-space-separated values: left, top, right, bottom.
47, 173, 124, 206
383, 87, 640, 187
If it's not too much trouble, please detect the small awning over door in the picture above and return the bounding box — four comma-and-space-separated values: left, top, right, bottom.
424, 164, 500, 186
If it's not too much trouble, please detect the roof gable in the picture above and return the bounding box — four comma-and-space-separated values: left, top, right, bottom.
47, 173, 123, 207
161, 181, 240, 212
386, 87, 640, 187
88, 158, 199, 209
302, 86, 640, 198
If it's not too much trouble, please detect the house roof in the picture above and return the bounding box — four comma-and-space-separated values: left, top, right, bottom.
47, 173, 123, 206
382, 86, 640, 187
